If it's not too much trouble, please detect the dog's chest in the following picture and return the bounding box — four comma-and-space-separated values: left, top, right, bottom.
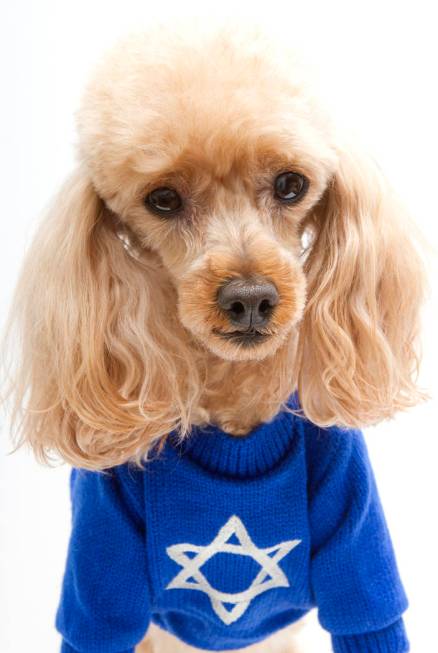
142, 440, 313, 634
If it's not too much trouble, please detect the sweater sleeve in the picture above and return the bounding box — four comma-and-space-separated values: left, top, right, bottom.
306, 425, 409, 653
56, 465, 151, 653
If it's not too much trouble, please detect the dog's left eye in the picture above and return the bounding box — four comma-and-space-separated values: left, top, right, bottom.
145, 187, 183, 216
274, 172, 308, 203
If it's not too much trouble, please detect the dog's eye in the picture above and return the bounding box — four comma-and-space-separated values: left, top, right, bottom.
274, 172, 308, 203
145, 187, 183, 216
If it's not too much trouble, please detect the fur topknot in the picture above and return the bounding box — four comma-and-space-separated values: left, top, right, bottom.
1, 25, 426, 470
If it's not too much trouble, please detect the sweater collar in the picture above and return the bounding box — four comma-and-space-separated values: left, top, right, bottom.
171, 397, 298, 479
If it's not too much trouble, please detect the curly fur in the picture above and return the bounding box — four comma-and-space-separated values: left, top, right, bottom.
1, 26, 425, 472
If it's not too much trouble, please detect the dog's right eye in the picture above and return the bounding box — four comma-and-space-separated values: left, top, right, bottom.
145, 187, 183, 216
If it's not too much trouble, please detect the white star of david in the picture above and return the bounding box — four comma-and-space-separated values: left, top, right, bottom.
165, 515, 301, 625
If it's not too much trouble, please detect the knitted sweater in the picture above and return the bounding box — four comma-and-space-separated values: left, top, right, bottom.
57, 401, 409, 653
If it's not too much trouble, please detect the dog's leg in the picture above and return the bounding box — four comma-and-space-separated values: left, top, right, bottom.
136, 621, 305, 653
135, 632, 154, 652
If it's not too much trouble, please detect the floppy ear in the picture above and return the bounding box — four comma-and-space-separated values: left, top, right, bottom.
2, 168, 200, 469
296, 147, 426, 427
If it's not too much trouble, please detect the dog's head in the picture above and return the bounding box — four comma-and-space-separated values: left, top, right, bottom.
78, 31, 337, 363
4, 28, 425, 468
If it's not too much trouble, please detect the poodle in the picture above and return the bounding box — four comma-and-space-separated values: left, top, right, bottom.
3, 25, 425, 653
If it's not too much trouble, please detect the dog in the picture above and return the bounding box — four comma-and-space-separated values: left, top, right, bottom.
3, 24, 425, 653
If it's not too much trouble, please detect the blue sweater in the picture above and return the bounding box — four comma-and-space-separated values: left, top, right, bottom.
57, 401, 409, 653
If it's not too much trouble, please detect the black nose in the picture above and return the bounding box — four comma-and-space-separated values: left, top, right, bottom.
217, 278, 279, 329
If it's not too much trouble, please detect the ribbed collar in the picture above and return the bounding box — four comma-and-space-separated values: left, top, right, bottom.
171, 402, 298, 479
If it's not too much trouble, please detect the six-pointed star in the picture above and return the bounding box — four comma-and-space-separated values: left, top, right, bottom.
166, 515, 301, 625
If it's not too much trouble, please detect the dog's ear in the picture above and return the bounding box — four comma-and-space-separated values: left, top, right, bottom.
296, 146, 426, 427
2, 168, 199, 469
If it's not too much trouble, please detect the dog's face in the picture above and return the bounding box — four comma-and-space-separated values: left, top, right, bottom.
8, 27, 424, 468
79, 32, 337, 361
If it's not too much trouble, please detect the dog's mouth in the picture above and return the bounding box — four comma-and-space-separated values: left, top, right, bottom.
213, 328, 271, 347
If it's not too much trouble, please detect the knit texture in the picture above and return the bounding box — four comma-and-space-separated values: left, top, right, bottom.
332, 619, 409, 653
57, 400, 409, 652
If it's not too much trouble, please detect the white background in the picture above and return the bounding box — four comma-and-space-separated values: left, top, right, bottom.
1, 1, 437, 652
